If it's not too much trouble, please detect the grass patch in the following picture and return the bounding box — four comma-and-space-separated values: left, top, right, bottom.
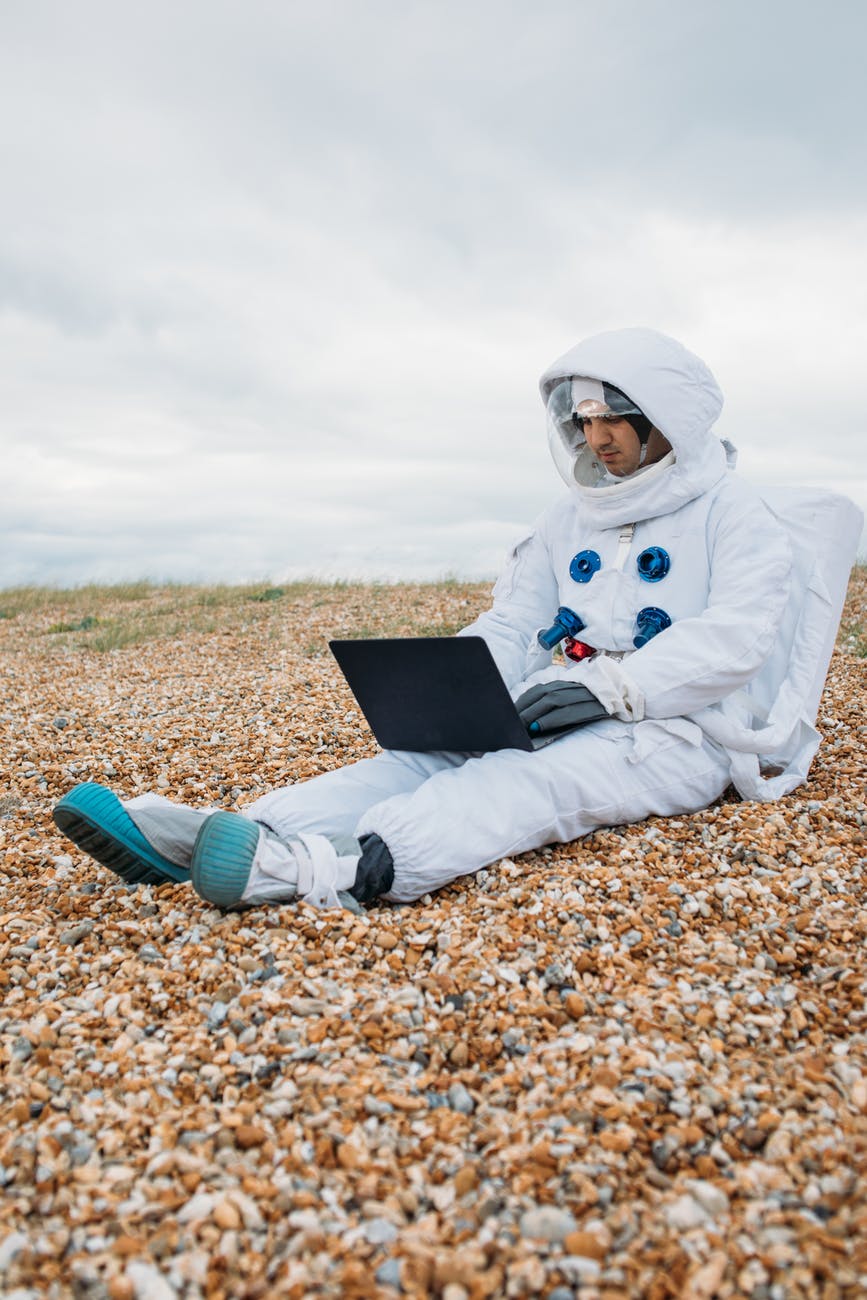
0, 581, 158, 616
0, 579, 465, 654
46, 616, 100, 634
837, 563, 866, 657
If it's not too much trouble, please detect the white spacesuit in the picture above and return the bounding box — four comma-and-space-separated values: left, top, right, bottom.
53, 328, 862, 909
234, 327, 857, 903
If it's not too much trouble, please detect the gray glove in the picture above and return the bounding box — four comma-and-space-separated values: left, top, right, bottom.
516, 681, 609, 737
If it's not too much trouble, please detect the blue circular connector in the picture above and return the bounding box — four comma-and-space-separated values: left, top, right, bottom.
569, 550, 601, 584
633, 606, 672, 648
538, 606, 586, 650
637, 546, 670, 582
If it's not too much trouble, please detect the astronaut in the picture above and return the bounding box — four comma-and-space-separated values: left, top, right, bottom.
53, 328, 860, 912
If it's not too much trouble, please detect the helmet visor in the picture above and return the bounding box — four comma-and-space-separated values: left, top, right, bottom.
570, 378, 643, 433
546, 377, 647, 485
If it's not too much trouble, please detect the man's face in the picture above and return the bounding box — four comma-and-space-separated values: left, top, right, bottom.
577, 402, 643, 477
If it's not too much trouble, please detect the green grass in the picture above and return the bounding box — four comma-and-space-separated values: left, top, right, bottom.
837, 562, 866, 658
0, 579, 489, 654
0, 581, 156, 617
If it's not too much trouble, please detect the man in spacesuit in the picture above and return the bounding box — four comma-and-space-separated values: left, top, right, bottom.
53, 328, 859, 912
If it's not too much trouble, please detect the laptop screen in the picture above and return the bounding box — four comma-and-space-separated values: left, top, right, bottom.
329, 636, 534, 753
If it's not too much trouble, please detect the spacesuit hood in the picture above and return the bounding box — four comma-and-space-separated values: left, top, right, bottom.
539, 327, 734, 526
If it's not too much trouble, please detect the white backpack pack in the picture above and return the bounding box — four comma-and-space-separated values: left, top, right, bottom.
692, 487, 863, 800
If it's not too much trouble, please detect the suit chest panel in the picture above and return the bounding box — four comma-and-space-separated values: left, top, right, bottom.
549, 511, 712, 650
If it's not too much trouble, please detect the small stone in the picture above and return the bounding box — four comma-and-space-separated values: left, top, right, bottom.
764, 1128, 793, 1161
0, 1231, 29, 1271
337, 1142, 362, 1169
213, 1200, 241, 1230
234, 1124, 267, 1150
447, 1083, 475, 1114
685, 1179, 729, 1218
851, 1078, 867, 1111
559, 1256, 601, 1284
599, 1125, 633, 1152
226, 1190, 265, 1231
207, 1003, 228, 1029
364, 1218, 398, 1246
364, 1095, 394, 1117
59, 921, 94, 946
109, 1277, 136, 1300
664, 1194, 710, 1231
454, 1164, 478, 1196
651, 1134, 680, 1170
176, 1192, 218, 1224
125, 1259, 177, 1299
113, 1236, 144, 1258
563, 1230, 607, 1260
683, 1252, 727, 1300
287, 996, 329, 1016
563, 991, 586, 1019
449, 1041, 469, 1067
519, 1205, 578, 1242
375, 1257, 402, 1289
739, 1125, 767, 1150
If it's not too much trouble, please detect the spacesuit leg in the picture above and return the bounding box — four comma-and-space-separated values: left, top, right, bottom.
242, 748, 467, 842
355, 722, 732, 902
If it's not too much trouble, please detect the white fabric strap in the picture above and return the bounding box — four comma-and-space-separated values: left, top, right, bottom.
242, 829, 304, 904
614, 523, 635, 571
296, 832, 359, 910
243, 830, 358, 909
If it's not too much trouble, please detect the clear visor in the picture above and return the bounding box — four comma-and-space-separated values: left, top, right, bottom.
545, 377, 644, 487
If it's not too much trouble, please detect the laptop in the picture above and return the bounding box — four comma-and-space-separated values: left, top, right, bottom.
329, 636, 554, 753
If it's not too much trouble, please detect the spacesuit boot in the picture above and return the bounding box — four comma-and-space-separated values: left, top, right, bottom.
191, 812, 364, 911
124, 792, 213, 869
53, 783, 207, 886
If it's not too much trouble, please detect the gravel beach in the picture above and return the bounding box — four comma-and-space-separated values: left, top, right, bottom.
1, 574, 865, 1299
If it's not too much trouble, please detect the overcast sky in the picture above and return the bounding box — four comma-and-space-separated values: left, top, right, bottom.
1, 0, 865, 588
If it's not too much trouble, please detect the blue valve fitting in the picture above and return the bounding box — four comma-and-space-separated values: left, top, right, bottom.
637, 546, 670, 582
633, 606, 672, 648
569, 549, 602, 584
538, 606, 586, 650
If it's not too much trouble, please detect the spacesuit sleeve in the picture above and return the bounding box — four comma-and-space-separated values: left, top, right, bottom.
458, 520, 560, 688
617, 491, 793, 718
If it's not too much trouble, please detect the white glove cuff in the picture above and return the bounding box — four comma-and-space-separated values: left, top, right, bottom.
577, 655, 645, 722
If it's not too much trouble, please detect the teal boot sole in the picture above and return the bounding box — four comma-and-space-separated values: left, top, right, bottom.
53, 783, 190, 886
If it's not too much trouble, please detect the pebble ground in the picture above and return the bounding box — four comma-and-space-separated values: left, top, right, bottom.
0, 574, 865, 1300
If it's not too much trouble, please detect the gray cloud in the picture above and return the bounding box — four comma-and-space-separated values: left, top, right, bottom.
1, 0, 865, 589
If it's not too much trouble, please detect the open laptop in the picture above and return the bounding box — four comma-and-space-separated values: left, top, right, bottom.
329, 636, 554, 754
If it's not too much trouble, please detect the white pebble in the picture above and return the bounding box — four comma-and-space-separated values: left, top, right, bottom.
519, 1205, 577, 1242
126, 1260, 178, 1300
